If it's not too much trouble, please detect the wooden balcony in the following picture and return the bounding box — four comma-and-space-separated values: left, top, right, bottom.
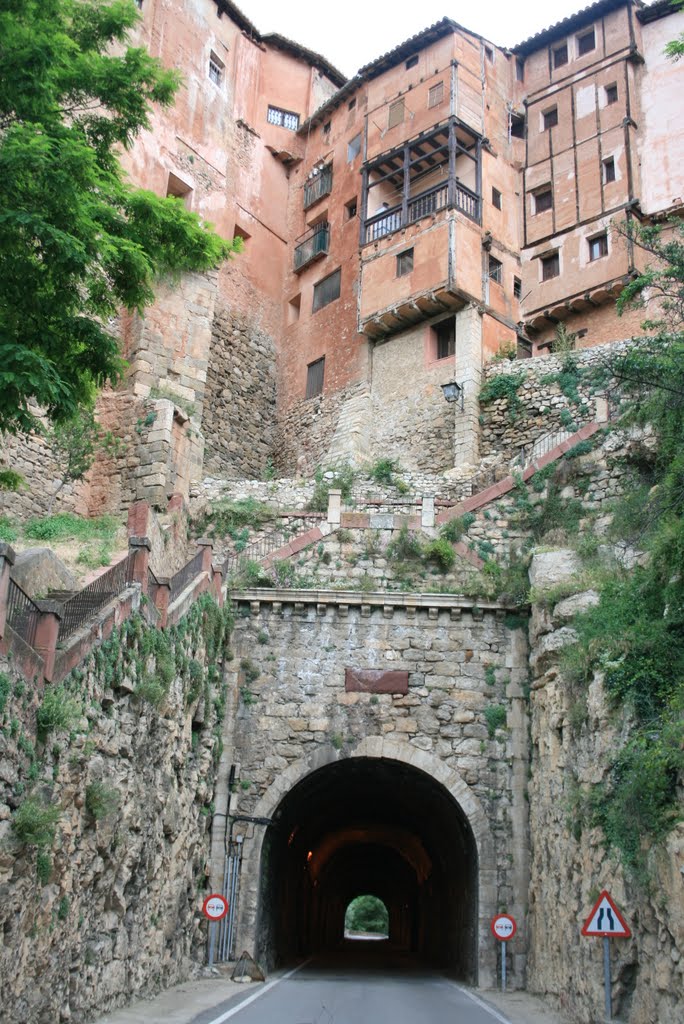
363, 180, 480, 245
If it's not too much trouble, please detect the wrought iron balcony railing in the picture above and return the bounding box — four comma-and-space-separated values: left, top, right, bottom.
303, 165, 332, 209
293, 223, 330, 272
363, 179, 480, 244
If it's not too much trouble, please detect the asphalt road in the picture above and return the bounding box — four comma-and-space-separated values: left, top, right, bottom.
189, 951, 511, 1024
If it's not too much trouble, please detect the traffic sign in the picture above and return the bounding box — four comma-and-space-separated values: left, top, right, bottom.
582, 891, 631, 938
202, 893, 229, 922
491, 914, 517, 941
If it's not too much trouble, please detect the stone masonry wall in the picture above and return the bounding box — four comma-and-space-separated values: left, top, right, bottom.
526, 553, 683, 1024
221, 595, 530, 984
203, 305, 276, 479
0, 597, 231, 1024
274, 382, 368, 477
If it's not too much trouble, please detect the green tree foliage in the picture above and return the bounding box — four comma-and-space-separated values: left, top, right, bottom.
0, 0, 238, 433
565, 219, 684, 878
345, 894, 389, 935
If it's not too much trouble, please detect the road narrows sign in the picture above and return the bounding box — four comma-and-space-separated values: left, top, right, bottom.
491, 914, 517, 941
581, 891, 631, 938
202, 893, 229, 922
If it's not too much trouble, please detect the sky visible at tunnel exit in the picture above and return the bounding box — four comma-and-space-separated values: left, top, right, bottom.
243, 0, 632, 78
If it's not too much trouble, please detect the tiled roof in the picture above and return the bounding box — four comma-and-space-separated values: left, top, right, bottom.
513, 0, 640, 55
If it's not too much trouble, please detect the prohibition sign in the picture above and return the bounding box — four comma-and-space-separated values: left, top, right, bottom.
202, 893, 229, 921
491, 914, 517, 941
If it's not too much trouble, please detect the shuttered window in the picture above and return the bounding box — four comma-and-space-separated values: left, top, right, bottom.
312, 269, 341, 313
388, 99, 404, 129
306, 358, 325, 399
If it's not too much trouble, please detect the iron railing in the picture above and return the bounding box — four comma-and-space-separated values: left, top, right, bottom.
303, 165, 332, 209
223, 517, 318, 577
363, 180, 481, 243
58, 553, 135, 641
168, 549, 205, 604
294, 223, 330, 272
7, 578, 40, 648
147, 566, 161, 605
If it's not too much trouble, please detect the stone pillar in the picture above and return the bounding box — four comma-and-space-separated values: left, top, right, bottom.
453, 304, 483, 467
167, 492, 185, 514
197, 539, 214, 575
421, 495, 435, 529
327, 489, 342, 526
0, 543, 16, 639
595, 395, 609, 423
154, 578, 171, 629
211, 563, 224, 607
128, 536, 151, 595
34, 601, 63, 683
127, 500, 150, 538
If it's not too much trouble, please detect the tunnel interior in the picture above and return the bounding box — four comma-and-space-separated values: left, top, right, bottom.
254, 757, 478, 980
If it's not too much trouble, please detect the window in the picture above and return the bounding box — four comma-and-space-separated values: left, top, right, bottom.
541, 252, 560, 281
513, 277, 522, 300
167, 172, 193, 209
553, 44, 568, 69
348, 98, 356, 111
347, 133, 361, 162
322, 121, 331, 137
345, 197, 358, 220
388, 99, 404, 129
288, 293, 301, 325
543, 106, 558, 131
603, 156, 616, 184
312, 269, 341, 313
588, 233, 608, 261
233, 223, 251, 243
434, 320, 456, 360
428, 81, 444, 108
605, 83, 618, 105
488, 256, 503, 285
405, 55, 419, 70
577, 28, 596, 56
534, 188, 553, 214
208, 52, 224, 86
304, 163, 333, 208
267, 105, 300, 131
485, 46, 494, 64
516, 58, 525, 82
510, 113, 525, 140
306, 357, 325, 399
396, 248, 414, 277
492, 187, 502, 210
134, 0, 143, 8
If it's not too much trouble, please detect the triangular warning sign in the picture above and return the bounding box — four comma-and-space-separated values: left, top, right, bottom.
582, 890, 631, 937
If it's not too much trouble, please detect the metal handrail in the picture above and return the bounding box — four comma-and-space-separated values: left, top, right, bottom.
363, 179, 481, 243
168, 549, 205, 603
7, 578, 40, 648
294, 223, 330, 271
222, 516, 318, 577
304, 165, 333, 209
147, 566, 160, 604
58, 553, 135, 641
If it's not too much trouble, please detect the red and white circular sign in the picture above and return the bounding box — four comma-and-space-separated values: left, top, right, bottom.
202, 894, 229, 921
491, 914, 517, 941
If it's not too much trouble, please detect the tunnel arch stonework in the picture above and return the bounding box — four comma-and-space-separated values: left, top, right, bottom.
213, 592, 530, 989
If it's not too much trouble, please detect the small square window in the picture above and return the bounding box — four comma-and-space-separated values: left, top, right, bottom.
577, 28, 596, 56
405, 55, 419, 70
485, 46, 494, 64
543, 106, 558, 131
553, 44, 568, 69
603, 157, 616, 184
434, 320, 456, 360
588, 233, 608, 261
516, 58, 525, 82
345, 197, 358, 220
288, 293, 301, 325
312, 269, 341, 313
322, 121, 331, 136
488, 256, 503, 285
492, 187, 502, 210
510, 113, 525, 140
388, 99, 404, 129
513, 277, 522, 300
534, 188, 553, 214
267, 106, 300, 131
396, 248, 414, 277
428, 82, 444, 108
541, 252, 560, 281
605, 84, 618, 105
208, 52, 224, 86
306, 357, 325, 399
347, 133, 361, 162
348, 98, 356, 111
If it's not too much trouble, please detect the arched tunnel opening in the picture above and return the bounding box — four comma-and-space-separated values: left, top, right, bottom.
254, 757, 478, 980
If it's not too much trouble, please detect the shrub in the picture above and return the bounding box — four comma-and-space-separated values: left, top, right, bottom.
424, 538, 456, 572
85, 782, 120, 822
37, 687, 81, 740
309, 463, 355, 512
195, 498, 275, 539
484, 705, 507, 738
386, 525, 423, 563
479, 373, 526, 419
24, 513, 118, 543
0, 469, 24, 492
0, 672, 10, 715
12, 798, 61, 849
369, 458, 406, 490
0, 516, 18, 542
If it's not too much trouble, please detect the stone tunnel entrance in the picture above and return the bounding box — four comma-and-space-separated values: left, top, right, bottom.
253, 756, 479, 980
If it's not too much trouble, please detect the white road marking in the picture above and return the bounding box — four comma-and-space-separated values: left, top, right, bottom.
451, 984, 512, 1024
203, 962, 307, 1024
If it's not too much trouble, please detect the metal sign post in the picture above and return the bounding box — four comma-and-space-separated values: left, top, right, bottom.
581, 890, 631, 1021
203, 893, 229, 968
490, 914, 517, 992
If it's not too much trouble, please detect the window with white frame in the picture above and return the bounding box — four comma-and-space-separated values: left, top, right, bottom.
267, 106, 300, 131
588, 233, 608, 261
208, 51, 224, 87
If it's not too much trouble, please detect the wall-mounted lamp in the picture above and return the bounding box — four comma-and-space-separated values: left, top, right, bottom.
441, 380, 464, 411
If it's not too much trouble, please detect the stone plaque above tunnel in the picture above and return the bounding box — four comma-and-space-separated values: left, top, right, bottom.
345, 669, 409, 694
